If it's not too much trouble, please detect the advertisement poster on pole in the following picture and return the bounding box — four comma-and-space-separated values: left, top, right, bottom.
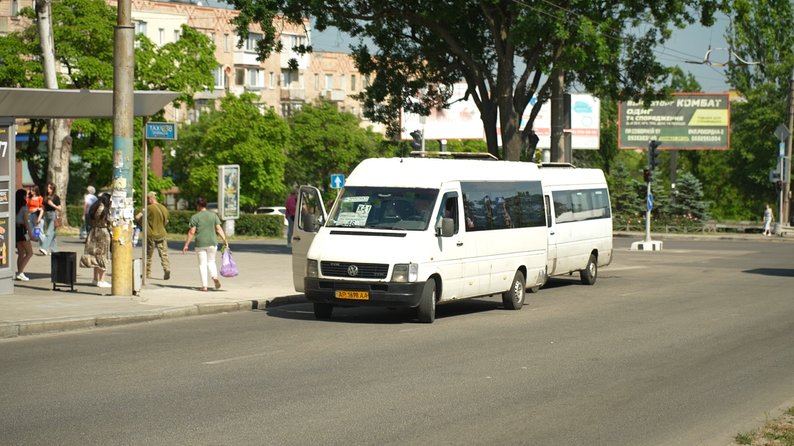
218, 165, 240, 220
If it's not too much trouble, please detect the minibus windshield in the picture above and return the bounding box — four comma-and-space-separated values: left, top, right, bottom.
327, 187, 439, 230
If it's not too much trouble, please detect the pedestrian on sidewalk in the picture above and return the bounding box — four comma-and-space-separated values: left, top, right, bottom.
14, 189, 33, 281
80, 193, 111, 287
80, 186, 97, 240
40, 182, 62, 255
285, 188, 297, 248
26, 186, 44, 248
135, 191, 171, 280
182, 197, 228, 292
763, 203, 774, 236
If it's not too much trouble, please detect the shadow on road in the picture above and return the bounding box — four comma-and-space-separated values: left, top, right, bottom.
263, 298, 506, 324
743, 268, 794, 277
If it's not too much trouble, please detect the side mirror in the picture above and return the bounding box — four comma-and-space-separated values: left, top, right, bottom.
436, 217, 454, 237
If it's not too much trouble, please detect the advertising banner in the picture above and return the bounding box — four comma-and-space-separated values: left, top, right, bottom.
218, 165, 240, 220
619, 93, 730, 150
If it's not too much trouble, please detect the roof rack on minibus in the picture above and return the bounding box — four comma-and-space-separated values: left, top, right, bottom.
540, 162, 577, 168
408, 151, 499, 160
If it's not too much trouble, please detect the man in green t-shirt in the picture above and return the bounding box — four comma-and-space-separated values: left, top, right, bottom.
138, 192, 171, 280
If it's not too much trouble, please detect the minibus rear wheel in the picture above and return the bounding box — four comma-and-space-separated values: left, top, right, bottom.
580, 254, 597, 285
502, 271, 525, 310
417, 279, 436, 323
314, 303, 333, 320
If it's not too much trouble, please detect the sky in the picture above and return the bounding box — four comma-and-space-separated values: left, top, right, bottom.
309, 12, 735, 94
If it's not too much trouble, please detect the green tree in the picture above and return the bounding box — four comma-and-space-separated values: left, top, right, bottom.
286, 101, 385, 196
670, 171, 710, 220
135, 25, 217, 107
719, 0, 794, 219
167, 94, 290, 209
225, 0, 727, 161
2, 0, 115, 194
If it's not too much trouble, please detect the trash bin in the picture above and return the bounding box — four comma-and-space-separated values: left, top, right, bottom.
51, 251, 76, 292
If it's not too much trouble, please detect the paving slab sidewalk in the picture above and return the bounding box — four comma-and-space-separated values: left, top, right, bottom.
0, 237, 306, 338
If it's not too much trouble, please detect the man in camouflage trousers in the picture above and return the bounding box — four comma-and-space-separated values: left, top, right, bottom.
138, 192, 171, 280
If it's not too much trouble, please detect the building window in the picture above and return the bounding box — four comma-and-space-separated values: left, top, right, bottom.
158, 28, 165, 46
134, 21, 147, 36
11, 0, 19, 16
224, 34, 230, 52
212, 65, 225, 89
284, 34, 307, 50
363, 74, 371, 89
350, 75, 356, 91
248, 68, 260, 87
174, 29, 181, 42
245, 33, 262, 52
235, 68, 245, 86
324, 74, 333, 90
339, 75, 346, 92
270, 72, 276, 88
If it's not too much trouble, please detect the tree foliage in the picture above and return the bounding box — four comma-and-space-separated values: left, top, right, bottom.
715, 0, 794, 219
0, 0, 218, 204
135, 25, 217, 107
285, 101, 387, 196
167, 94, 290, 209
225, 0, 727, 161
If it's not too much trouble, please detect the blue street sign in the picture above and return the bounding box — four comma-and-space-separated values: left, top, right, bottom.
145, 122, 177, 140
330, 174, 345, 189
647, 193, 654, 211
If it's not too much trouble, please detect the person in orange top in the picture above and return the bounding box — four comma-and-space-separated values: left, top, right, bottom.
26, 185, 44, 247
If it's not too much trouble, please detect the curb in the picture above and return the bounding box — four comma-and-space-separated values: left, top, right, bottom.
0, 294, 309, 339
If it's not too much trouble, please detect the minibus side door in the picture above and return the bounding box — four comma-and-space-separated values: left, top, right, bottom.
291, 185, 327, 292
545, 194, 558, 276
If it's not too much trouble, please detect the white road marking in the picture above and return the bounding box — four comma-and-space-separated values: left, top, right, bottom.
203, 350, 283, 365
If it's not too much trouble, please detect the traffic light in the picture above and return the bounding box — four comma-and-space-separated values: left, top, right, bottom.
649, 140, 662, 169
410, 130, 423, 151
643, 168, 652, 183
776, 180, 783, 192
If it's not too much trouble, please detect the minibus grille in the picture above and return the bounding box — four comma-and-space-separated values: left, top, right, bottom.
321, 261, 389, 279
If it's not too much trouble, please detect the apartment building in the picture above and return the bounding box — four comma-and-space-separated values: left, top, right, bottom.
1, 0, 375, 126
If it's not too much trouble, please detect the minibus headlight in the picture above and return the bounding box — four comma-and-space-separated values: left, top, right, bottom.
392, 263, 418, 283
307, 259, 319, 278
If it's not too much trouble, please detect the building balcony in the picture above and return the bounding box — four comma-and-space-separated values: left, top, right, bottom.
233, 51, 261, 66
280, 89, 305, 101
323, 89, 347, 102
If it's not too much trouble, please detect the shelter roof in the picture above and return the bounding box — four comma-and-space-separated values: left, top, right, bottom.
0, 88, 179, 119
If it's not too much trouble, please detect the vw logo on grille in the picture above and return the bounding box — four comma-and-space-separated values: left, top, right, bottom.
347, 265, 359, 277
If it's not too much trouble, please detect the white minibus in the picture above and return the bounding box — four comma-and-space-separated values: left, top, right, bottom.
538, 164, 613, 285
291, 156, 549, 323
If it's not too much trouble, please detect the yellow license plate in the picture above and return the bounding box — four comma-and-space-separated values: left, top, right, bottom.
335, 290, 369, 300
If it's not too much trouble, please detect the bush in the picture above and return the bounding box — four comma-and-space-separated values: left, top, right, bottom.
166, 210, 284, 238
66, 205, 84, 227
66, 205, 284, 238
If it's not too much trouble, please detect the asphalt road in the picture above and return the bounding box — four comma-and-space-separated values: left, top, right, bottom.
1, 237, 793, 445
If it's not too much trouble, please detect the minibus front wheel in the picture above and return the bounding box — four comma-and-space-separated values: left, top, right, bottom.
416, 279, 437, 323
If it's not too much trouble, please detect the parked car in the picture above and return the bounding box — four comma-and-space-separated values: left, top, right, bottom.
255, 206, 288, 226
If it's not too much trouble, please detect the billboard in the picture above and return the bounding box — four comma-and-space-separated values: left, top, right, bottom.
618, 93, 730, 150
401, 84, 600, 149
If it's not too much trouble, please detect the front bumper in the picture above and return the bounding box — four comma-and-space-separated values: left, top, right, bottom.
304, 278, 426, 308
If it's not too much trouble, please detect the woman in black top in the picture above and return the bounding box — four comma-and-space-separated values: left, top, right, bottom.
15, 189, 33, 281
40, 181, 62, 255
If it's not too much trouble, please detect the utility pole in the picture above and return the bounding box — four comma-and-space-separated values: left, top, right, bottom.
111, 0, 135, 295
784, 67, 794, 227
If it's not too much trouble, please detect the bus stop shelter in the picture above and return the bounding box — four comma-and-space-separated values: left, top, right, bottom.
0, 87, 178, 294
